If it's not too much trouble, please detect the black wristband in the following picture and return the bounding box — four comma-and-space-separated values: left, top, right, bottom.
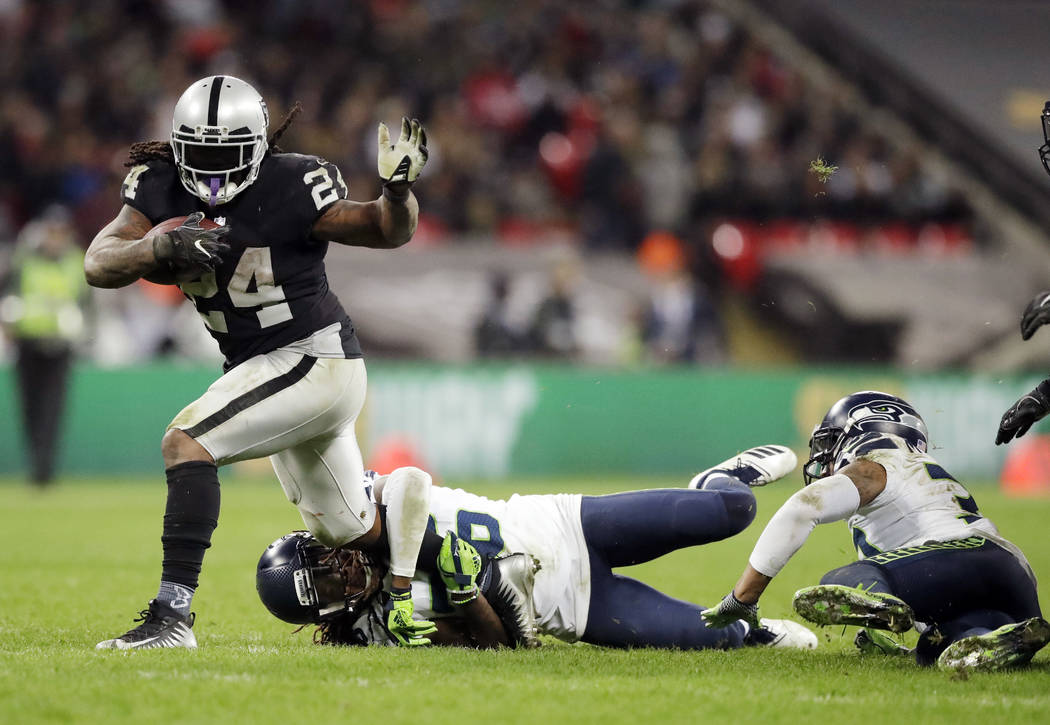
382, 182, 411, 203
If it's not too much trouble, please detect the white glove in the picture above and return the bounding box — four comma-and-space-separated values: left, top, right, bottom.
377, 117, 428, 185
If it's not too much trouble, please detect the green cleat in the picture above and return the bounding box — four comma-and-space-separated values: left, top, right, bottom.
855, 628, 911, 656
793, 584, 915, 634
937, 617, 1050, 672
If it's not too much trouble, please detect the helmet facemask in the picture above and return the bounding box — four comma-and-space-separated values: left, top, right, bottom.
171, 124, 266, 206
311, 547, 383, 622
803, 424, 844, 485
1040, 101, 1050, 179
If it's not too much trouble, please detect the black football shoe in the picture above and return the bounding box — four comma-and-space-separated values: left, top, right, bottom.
95, 599, 197, 650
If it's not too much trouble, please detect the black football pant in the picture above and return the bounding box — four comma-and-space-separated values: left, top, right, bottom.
579, 480, 755, 650
14, 339, 72, 484
819, 537, 1041, 665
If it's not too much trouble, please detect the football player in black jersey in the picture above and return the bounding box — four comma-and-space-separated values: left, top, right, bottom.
995, 102, 1050, 447
86, 75, 437, 650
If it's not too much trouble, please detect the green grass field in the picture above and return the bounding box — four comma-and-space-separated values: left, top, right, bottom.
2, 474, 1049, 724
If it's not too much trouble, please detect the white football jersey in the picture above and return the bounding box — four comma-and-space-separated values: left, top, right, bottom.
406, 486, 590, 641
838, 433, 1033, 580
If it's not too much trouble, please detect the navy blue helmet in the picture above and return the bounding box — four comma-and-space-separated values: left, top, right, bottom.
803, 390, 928, 485
256, 531, 381, 625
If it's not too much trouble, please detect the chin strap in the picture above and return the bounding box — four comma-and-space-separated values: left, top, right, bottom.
209, 177, 220, 207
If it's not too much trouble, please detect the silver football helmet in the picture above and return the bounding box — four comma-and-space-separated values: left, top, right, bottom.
170, 75, 269, 205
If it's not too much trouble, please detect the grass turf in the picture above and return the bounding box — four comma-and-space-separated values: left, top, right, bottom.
2, 475, 1049, 724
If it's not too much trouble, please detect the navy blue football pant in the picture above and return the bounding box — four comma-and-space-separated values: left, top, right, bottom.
820, 538, 1041, 665
579, 478, 754, 649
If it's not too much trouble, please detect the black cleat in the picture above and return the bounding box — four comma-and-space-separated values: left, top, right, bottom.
96, 599, 197, 650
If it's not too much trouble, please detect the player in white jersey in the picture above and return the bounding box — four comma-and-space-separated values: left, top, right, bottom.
256, 450, 820, 651
701, 391, 1049, 671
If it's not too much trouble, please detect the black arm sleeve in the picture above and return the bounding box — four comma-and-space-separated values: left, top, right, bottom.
415, 527, 443, 576
370, 505, 442, 577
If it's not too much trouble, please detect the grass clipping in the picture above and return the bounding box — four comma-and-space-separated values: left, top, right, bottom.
809, 157, 838, 184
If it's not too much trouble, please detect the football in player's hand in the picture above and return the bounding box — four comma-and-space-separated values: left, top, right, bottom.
144, 215, 223, 285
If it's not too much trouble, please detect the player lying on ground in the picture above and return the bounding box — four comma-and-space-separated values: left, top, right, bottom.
702, 391, 1049, 671
256, 450, 819, 650
259, 527, 543, 649
85, 75, 435, 649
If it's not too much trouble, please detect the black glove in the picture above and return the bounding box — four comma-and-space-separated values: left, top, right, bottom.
1021, 291, 1050, 340
152, 211, 230, 281
996, 379, 1050, 445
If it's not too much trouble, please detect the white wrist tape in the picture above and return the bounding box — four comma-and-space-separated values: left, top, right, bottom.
383, 466, 433, 578
748, 473, 860, 578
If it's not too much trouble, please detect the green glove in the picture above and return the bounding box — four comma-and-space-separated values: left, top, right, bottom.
437, 532, 483, 605
386, 588, 437, 647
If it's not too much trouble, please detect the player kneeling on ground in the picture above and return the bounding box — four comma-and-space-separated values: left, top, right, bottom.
702, 391, 1048, 671
257, 448, 819, 650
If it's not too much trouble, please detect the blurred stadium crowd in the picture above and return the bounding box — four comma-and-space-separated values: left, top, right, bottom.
0, 0, 971, 242
0, 0, 976, 366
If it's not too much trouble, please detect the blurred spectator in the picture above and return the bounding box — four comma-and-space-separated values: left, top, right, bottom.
527, 260, 579, 358
474, 272, 522, 357
637, 231, 724, 364
0, 0, 970, 252
0, 207, 87, 484
0, 0, 979, 368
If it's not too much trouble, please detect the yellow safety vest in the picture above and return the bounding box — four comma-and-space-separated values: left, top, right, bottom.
9, 250, 86, 341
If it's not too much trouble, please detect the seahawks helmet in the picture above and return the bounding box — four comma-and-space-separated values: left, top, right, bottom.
803, 391, 928, 485
170, 75, 269, 206
256, 532, 379, 625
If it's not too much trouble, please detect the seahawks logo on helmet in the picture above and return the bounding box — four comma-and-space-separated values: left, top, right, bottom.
846, 400, 924, 431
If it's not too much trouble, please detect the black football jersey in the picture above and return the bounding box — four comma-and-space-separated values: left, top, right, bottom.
120, 153, 362, 369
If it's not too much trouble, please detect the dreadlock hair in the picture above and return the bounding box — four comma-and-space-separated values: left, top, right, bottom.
310, 546, 389, 646
124, 102, 303, 167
